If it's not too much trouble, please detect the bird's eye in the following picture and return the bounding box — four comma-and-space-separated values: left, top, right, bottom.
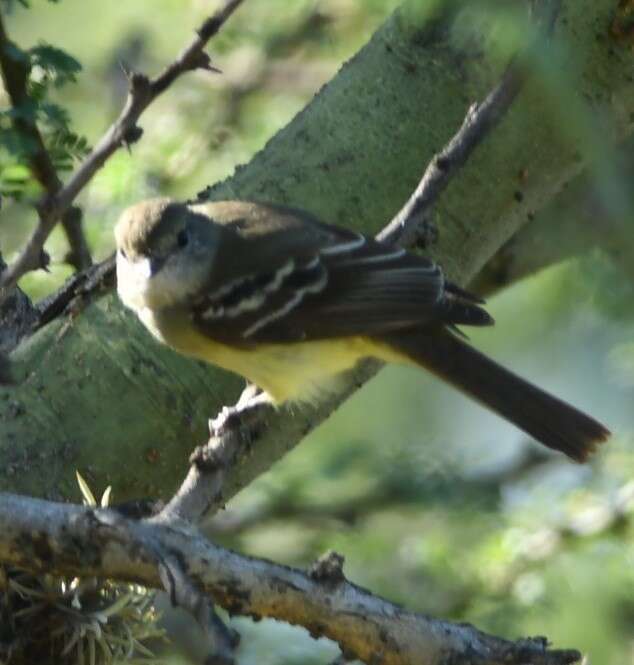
119, 248, 127, 260
176, 229, 189, 249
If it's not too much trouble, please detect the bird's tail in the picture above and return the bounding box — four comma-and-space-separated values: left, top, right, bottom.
379, 327, 610, 462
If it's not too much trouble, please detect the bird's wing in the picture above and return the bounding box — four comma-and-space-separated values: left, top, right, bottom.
190, 202, 487, 345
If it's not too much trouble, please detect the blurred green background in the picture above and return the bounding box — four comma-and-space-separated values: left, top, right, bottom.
2, 1, 634, 664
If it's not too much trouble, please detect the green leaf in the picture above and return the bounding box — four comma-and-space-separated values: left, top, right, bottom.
29, 42, 81, 87
0, 127, 38, 156
6, 100, 39, 124
39, 101, 71, 129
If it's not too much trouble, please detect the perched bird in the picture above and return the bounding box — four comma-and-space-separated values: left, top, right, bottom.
115, 198, 609, 462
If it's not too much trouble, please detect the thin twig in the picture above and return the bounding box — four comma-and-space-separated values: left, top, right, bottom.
378, 60, 524, 247
0, 0, 245, 302
160, 399, 273, 522
0, 15, 92, 273
378, 0, 561, 246
32, 254, 115, 330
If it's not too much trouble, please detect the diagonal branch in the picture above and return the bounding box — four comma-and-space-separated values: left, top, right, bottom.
0, 0, 245, 302
379, 0, 560, 247
0, 492, 582, 665
378, 61, 524, 247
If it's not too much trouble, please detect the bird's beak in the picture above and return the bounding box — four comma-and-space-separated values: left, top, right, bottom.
148, 255, 165, 277
116, 250, 166, 282
131, 255, 164, 279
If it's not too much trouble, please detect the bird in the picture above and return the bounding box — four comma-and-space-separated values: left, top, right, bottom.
114, 197, 610, 462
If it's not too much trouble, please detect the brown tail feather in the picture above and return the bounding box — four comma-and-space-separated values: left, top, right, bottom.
381, 327, 610, 462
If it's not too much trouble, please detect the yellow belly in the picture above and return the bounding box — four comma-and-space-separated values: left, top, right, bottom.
141, 307, 406, 404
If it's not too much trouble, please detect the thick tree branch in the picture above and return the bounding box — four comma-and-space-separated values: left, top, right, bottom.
473, 135, 634, 295
0, 492, 581, 665
0, 0, 245, 302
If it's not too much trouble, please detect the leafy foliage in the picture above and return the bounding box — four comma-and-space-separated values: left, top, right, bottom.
0, 31, 89, 199
29, 42, 81, 87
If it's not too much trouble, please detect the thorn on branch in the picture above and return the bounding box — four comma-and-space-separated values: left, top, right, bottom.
190, 50, 222, 74
465, 101, 479, 122
128, 70, 151, 94
309, 550, 346, 586
122, 125, 144, 150
118, 60, 133, 78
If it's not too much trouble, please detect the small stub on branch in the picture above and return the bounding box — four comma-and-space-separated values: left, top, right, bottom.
122, 125, 144, 149
189, 441, 226, 472
309, 550, 346, 585
190, 50, 222, 73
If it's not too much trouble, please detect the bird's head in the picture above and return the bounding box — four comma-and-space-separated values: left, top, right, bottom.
115, 198, 220, 311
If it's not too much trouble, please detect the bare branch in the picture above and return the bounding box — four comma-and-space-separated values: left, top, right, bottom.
378, 63, 524, 247
379, 0, 560, 247
32, 254, 115, 330
0, 0, 245, 302
0, 492, 582, 665
161, 395, 275, 521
